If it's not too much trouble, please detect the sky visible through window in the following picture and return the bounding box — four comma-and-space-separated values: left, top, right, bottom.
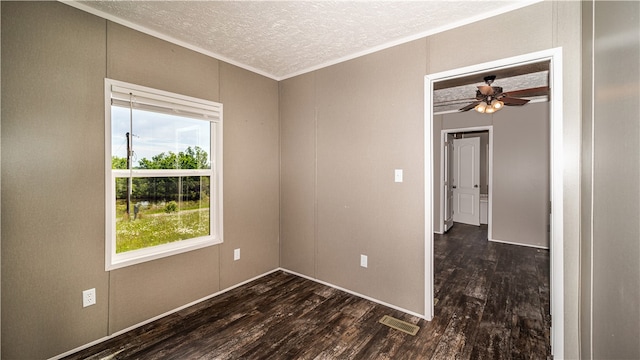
111, 106, 211, 168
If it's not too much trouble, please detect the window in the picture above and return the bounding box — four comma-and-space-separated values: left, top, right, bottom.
105, 79, 223, 270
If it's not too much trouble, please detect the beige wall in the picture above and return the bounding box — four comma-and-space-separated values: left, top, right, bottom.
279, 72, 317, 276
580, 5, 594, 357
1, 2, 279, 358
281, 39, 428, 313
582, 1, 640, 358
281, 1, 582, 357
492, 104, 550, 248
433, 104, 550, 248
218, 62, 280, 289
2, 3, 109, 357
314, 40, 427, 313
0, 3, 3, 357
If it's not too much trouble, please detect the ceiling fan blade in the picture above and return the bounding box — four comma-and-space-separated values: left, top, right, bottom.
501, 97, 530, 106
503, 86, 549, 98
459, 101, 481, 112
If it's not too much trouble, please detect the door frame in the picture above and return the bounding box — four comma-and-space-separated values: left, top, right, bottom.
424, 47, 564, 358
439, 126, 493, 235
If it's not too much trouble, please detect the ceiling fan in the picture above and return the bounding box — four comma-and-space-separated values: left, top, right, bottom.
458, 75, 548, 113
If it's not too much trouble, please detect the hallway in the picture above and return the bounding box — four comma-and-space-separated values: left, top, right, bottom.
433, 223, 551, 358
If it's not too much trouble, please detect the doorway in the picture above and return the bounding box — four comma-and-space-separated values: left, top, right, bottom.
423, 48, 564, 358
439, 128, 492, 234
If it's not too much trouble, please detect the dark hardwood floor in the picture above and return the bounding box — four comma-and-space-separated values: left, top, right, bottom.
64, 224, 550, 359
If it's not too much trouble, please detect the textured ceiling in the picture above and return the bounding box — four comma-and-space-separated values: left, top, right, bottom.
68, 0, 539, 80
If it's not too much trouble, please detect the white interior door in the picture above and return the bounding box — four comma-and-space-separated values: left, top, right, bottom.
443, 134, 455, 232
453, 137, 480, 226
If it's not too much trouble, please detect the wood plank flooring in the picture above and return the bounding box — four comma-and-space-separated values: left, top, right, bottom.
64, 224, 550, 359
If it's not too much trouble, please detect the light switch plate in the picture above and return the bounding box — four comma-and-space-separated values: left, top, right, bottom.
360, 254, 368, 268
234, 248, 240, 261
394, 169, 403, 183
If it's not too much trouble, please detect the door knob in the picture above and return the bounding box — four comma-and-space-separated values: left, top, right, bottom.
474, 184, 478, 188
452, 185, 457, 189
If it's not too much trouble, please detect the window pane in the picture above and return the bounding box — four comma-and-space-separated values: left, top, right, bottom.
115, 176, 211, 253
106, 79, 222, 270
112, 107, 211, 170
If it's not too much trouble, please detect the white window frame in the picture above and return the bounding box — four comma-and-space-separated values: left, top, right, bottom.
104, 78, 223, 270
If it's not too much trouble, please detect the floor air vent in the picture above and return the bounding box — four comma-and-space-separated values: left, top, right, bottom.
379, 315, 420, 336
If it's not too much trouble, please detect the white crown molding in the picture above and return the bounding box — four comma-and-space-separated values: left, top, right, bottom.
60, 0, 542, 81
280, 0, 543, 80
60, 0, 280, 80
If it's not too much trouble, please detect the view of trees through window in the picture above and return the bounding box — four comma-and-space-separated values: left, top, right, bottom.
111, 106, 213, 254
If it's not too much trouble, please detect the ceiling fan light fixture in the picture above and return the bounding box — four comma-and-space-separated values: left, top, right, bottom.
485, 106, 495, 114
475, 102, 487, 113
491, 99, 504, 110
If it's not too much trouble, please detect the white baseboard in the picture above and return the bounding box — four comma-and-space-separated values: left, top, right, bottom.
279, 268, 427, 320
52, 266, 427, 359
49, 268, 281, 360
488, 238, 550, 250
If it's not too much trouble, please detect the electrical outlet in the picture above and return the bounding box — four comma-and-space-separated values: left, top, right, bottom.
234, 248, 241, 261
360, 254, 368, 268
83, 288, 96, 307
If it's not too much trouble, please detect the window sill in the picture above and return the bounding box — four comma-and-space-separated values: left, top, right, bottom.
106, 236, 222, 271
